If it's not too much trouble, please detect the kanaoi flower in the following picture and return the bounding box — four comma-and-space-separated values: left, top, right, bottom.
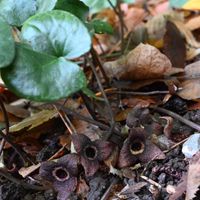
39, 154, 78, 200
71, 134, 114, 177
118, 127, 165, 168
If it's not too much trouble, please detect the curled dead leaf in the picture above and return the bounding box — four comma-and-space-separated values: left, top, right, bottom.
186, 151, 200, 200
178, 61, 200, 100
103, 43, 182, 81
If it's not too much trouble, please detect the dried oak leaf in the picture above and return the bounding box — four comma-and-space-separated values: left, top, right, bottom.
103, 43, 183, 81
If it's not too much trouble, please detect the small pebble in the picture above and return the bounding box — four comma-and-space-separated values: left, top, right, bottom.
182, 133, 200, 158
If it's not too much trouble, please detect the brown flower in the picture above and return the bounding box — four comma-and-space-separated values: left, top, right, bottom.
71, 134, 114, 177
118, 127, 165, 168
39, 154, 78, 200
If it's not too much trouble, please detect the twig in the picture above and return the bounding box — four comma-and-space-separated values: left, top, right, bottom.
90, 47, 109, 84
116, 0, 126, 52
79, 91, 98, 121
0, 97, 34, 165
0, 96, 10, 154
163, 137, 189, 153
140, 175, 162, 189
151, 106, 200, 132
54, 103, 121, 138
104, 89, 170, 96
87, 57, 115, 139
0, 169, 45, 191
54, 105, 75, 135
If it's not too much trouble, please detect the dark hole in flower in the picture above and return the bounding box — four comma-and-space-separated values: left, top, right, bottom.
130, 140, 145, 155
84, 145, 98, 160
52, 167, 69, 182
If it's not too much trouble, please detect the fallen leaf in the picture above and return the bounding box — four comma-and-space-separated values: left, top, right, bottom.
171, 20, 200, 60
9, 109, 57, 132
169, 173, 187, 200
117, 181, 147, 199
163, 20, 186, 68
178, 61, 200, 100
19, 163, 41, 178
186, 151, 200, 200
185, 15, 200, 31
4, 104, 30, 119
103, 43, 183, 81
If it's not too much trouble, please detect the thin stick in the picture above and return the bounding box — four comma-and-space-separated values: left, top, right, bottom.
87, 57, 115, 139
79, 91, 98, 121
90, 47, 109, 84
163, 137, 188, 153
0, 96, 10, 154
140, 175, 162, 189
54, 105, 74, 135
54, 103, 122, 138
151, 106, 200, 132
0, 97, 34, 165
116, 0, 126, 52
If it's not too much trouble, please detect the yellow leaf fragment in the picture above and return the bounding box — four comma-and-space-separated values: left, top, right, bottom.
9, 109, 58, 132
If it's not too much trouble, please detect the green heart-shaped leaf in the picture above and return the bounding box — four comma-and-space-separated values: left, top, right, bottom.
36, 0, 57, 13
55, 0, 89, 20
0, 18, 15, 68
0, 0, 37, 26
1, 44, 87, 101
21, 10, 91, 59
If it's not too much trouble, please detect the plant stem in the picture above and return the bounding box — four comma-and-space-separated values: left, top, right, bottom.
87, 57, 115, 139
0, 96, 34, 165
90, 47, 109, 84
79, 91, 98, 121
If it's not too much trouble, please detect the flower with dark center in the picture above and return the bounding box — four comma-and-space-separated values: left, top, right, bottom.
39, 154, 78, 200
118, 127, 165, 168
71, 134, 114, 177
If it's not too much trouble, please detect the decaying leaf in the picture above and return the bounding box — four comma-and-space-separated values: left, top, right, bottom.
171, 20, 200, 60
163, 20, 186, 68
103, 43, 183, 81
117, 181, 147, 199
169, 173, 187, 200
186, 151, 200, 200
185, 15, 200, 31
178, 61, 200, 100
9, 109, 57, 132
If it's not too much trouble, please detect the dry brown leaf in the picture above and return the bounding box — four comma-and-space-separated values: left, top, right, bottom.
171, 20, 200, 60
103, 43, 182, 81
186, 151, 200, 200
169, 173, 187, 200
19, 164, 41, 178
163, 20, 186, 68
178, 61, 200, 100
117, 181, 147, 199
186, 15, 200, 31
4, 104, 30, 119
